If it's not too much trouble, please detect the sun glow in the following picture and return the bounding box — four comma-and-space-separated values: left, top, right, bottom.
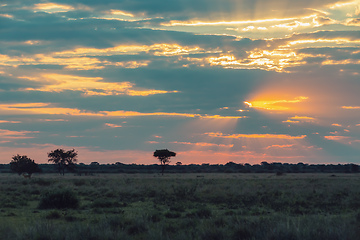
245, 96, 309, 111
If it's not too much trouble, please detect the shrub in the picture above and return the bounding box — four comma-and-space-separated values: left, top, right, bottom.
200, 228, 224, 240
73, 179, 87, 186
38, 189, 80, 209
91, 199, 118, 208
64, 215, 79, 222
45, 210, 61, 219
195, 207, 212, 218
127, 220, 147, 235
165, 211, 181, 218
232, 226, 252, 240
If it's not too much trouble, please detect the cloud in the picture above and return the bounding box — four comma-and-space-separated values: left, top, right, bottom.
105, 123, 122, 128
31, 3, 75, 13
324, 135, 352, 143
170, 141, 234, 148
342, 106, 360, 109
0, 129, 37, 139
265, 144, 294, 149
20, 73, 178, 96
0, 102, 247, 120
205, 132, 307, 140
245, 97, 309, 111
0, 120, 21, 123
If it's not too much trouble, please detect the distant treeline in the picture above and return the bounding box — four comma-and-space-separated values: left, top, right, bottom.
0, 161, 359, 174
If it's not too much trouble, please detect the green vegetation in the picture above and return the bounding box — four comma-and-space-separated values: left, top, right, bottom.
38, 188, 80, 209
0, 173, 359, 239
47, 148, 78, 175
9, 154, 41, 177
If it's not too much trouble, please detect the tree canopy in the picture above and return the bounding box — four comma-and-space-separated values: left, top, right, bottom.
10, 154, 41, 177
48, 149, 78, 175
153, 149, 176, 175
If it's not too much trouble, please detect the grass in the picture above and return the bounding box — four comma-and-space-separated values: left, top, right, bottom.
0, 173, 359, 239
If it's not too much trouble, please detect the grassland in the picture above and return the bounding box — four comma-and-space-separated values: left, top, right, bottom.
0, 173, 359, 240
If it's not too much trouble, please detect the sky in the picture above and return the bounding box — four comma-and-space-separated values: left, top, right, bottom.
0, 0, 359, 165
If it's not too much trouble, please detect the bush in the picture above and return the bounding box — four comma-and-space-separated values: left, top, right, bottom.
196, 207, 212, 218
91, 199, 118, 208
38, 189, 80, 209
45, 210, 61, 219
165, 211, 181, 218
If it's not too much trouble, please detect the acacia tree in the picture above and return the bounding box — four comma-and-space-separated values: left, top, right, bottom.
48, 149, 78, 175
153, 149, 176, 175
10, 154, 41, 178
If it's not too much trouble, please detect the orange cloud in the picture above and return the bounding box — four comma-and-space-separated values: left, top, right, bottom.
283, 116, 315, 123
265, 144, 294, 149
327, 1, 358, 9
345, 18, 360, 26
290, 116, 315, 120
324, 136, 351, 141
282, 120, 300, 123
109, 9, 135, 17
0, 120, 21, 123
342, 106, 360, 109
0, 14, 13, 18
162, 16, 299, 26
205, 132, 307, 139
32, 3, 74, 13
0, 129, 37, 139
105, 123, 122, 128
170, 141, 234, 148
245, 96, 309, 111
283, 38, 360, 47
200, 115, 247, 119
54, 44, 205, 57
40, 119, 67, 122
323, 135, 357, 145
0, 102, 243, 120
21, 73, 178, 96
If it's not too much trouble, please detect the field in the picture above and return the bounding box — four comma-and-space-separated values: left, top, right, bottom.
0, 173, 359, 240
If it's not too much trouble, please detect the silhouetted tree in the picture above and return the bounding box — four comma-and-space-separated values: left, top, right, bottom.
48, 149, 78, 175
176, 162, 182, 166
10, 154, 41, 178
153, 149, 176, 175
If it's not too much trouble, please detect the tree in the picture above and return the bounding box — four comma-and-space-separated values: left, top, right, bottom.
48, 149, 78, 175
10, 154, 41, 178
153, 149, 176, 175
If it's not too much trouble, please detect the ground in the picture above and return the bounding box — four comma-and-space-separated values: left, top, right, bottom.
0, 173, 359, 240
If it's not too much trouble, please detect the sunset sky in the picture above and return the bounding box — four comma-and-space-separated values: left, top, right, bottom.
0, 0, 359, 165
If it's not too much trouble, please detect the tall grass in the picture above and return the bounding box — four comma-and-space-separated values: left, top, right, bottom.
0, 173, 359, 239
